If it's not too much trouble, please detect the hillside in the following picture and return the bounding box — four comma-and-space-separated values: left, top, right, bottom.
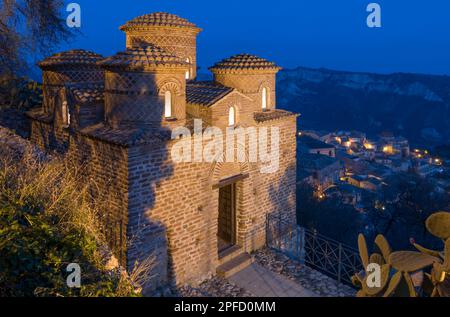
277, 67, 450, 147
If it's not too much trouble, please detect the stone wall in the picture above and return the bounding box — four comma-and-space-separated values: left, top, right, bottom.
29, 119, 69, 153
69, 133, 129, 266
125, 27, 200, 80
104, 71, 186, 128
213, 73, 277, 111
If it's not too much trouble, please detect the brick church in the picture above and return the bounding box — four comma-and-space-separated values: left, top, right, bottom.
26, 12, 298, 292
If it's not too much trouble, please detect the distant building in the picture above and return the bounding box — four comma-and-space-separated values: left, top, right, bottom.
299, 135, 336, 158
298, 153, 343, 189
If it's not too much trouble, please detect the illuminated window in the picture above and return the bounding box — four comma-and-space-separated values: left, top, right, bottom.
185, 58, 191, 80
164, 91, 172, 118
62, 101, 70, 126
262, 87, 268, 110
228, 106, 235, 126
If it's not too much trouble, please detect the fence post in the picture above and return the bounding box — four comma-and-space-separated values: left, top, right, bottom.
337, 243, 343, 284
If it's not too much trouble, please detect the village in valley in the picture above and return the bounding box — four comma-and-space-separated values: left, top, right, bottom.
297, 129, 449, 214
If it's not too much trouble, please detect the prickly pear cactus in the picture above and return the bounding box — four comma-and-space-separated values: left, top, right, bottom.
353, 211, 450, 297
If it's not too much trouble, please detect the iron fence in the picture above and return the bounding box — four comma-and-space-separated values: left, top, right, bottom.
266, 213, 363, 286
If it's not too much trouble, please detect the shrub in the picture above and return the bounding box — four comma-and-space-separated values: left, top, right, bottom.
0, 143, 139, 297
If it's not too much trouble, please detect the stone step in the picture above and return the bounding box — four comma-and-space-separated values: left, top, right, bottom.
216, 253, 253, 278
218, 245, 243, 265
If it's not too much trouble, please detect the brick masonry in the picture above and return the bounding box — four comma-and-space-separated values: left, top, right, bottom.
26, 12, 298, 293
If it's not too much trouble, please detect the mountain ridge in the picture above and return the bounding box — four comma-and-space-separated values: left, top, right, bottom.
277, 66, 450, 146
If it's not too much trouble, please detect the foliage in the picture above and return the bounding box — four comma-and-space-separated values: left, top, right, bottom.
296, 183, 364, 247
0, 144, 139, 297
0, 76, 43, 109
0, 0, 73, 76
367, 172, 449, 250
353, 212, 450, 297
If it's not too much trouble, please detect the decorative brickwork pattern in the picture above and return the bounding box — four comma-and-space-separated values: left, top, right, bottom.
27, 12, 298, 293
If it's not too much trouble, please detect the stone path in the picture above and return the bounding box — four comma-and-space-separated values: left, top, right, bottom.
253, 248, 356, 297
175, 276, 254, 297
229, 263, 317, 297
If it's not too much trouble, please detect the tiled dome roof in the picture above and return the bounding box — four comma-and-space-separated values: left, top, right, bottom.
98, 45, 188, 70
120, 12, 199, 31
209, 54, 281, 73
39, 49, 104, 69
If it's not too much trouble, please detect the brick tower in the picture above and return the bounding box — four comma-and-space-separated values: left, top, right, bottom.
120, 12, 202, 80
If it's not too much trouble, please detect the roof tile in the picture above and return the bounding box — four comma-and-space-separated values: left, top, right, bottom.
210, 54, 281, 73
186, 81, 233, 107
120, 12, 199, 31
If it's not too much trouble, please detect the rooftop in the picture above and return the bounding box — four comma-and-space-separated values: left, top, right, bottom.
120, 12, 200, 31
68, 83, 105, 103
186, 81, 233, 107
254, 109, 297, 122
38, 49, 104, 70
98, 45, 188, 70
299, 135, 335, 150
299, 153, 340, 170
209, 54, 281, 73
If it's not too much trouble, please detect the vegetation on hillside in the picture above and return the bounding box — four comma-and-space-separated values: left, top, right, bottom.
0, 142, 142, 297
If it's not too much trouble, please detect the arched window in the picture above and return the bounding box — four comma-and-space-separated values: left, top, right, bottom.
262, 87, 268, 110
164, 91, 172, 118
62, 101, 70, 126
228, 106, 236, 126
185, 58, 191, 80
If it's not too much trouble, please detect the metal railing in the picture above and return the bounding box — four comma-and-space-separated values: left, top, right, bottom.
266, 213, 362, 286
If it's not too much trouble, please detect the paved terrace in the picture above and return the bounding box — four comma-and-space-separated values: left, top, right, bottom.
229, 263, 317, 297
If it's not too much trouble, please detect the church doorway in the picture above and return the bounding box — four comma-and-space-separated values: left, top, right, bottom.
217, 183, 236, 253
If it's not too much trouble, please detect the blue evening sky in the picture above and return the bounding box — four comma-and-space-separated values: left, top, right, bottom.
53, 0, 450, 76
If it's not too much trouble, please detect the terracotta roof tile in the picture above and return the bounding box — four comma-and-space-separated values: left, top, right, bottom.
210, 54, 281, 73
38, 49, 104, 69
120, 12, 199, 31
68, 83, 104, 103
98, 45, 187, 70
254, 109, 297, 122
186, 81, 233, 107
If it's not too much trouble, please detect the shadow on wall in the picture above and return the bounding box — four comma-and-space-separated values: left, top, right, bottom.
70, 73, 177, 294
246, 162, 297, 252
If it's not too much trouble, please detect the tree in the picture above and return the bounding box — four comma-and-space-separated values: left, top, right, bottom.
297, 183, 364, 247
0, 0, 72, 76
368, 173, 449, 250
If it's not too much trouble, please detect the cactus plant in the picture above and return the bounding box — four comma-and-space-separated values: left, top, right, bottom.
353, 211, 450, 297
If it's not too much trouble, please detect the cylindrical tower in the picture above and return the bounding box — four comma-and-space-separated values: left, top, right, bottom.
38, 49, 104, 114
120, 12, 202, 80
209, 54, 282, 111
98, 44, 189, 129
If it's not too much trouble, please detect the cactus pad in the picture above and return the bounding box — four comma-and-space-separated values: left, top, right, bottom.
389, 251, 439, 272
425, 212, 450, 240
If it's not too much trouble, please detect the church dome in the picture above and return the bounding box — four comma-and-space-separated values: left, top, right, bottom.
98, 44, 188, 70
120, 12, 200, 31
209, 54, 281, 73
38, 49, 104, 70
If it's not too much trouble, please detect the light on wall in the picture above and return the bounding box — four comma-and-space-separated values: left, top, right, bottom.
262, 87, 268, 110
164, 91, 172, 118
228, 106, 235, 126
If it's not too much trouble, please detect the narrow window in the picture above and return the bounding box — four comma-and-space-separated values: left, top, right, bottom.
62, 101, 70, 126
228, 106, 235, 126
185, 58, 191, 80
262, 87, 268, 110
164, 91, 172, 118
